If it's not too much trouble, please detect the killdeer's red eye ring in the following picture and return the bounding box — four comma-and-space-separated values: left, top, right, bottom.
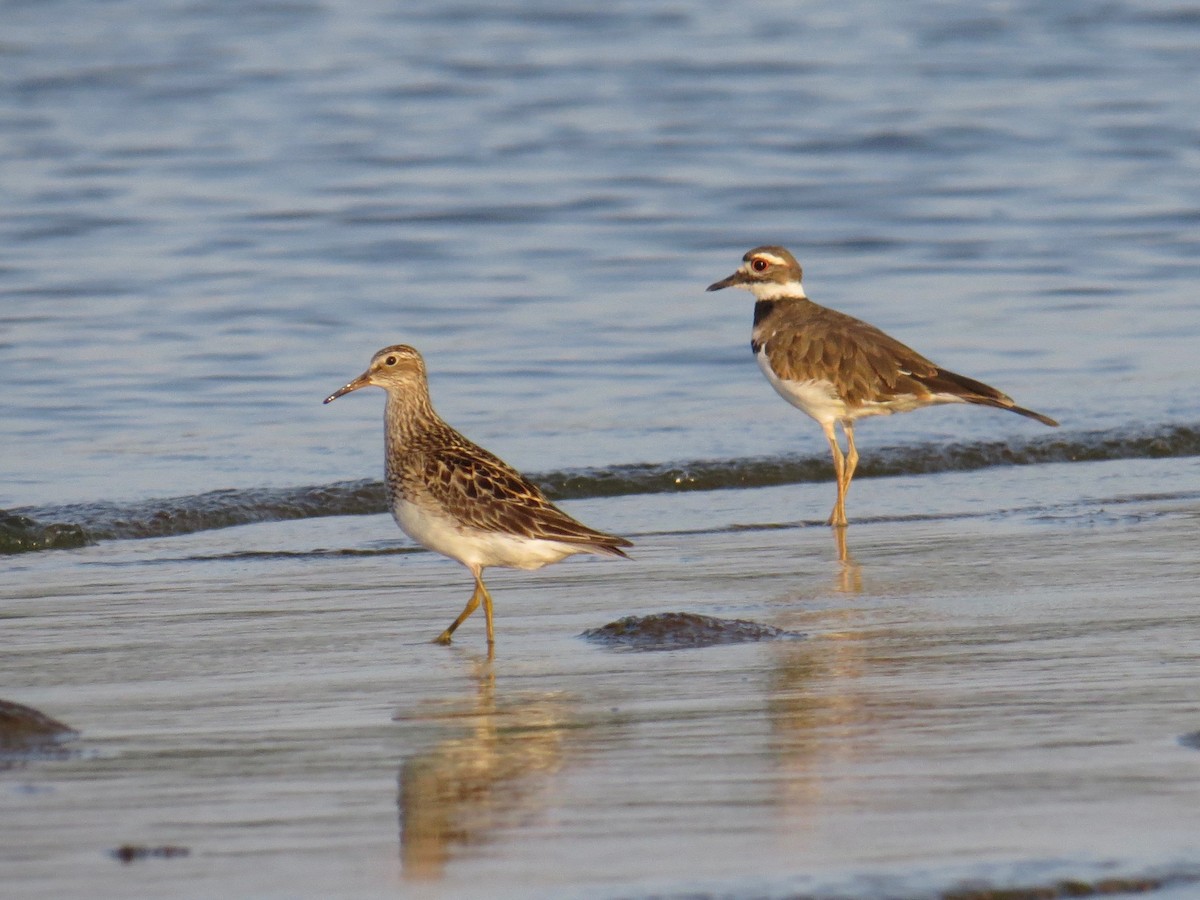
751, 258, 768, 272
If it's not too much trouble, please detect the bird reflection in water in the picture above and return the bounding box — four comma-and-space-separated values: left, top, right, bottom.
832, 527, 862, 594
397, 656, 584, 880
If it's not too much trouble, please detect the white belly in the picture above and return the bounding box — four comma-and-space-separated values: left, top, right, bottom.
755, 347, 962, 424
393, 499, 582, 571
756, 349, 846, 425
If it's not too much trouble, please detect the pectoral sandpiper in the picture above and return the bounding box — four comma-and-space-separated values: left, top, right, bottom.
325, 345, 631, 646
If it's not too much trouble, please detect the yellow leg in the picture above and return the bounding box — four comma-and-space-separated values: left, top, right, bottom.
822, 422, 848, 528
432, 569, 495, 646
433, 578, 482, 645
478, 573, 495, 646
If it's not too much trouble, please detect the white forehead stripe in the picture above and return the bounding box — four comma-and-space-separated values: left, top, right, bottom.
749, 252, 790, 266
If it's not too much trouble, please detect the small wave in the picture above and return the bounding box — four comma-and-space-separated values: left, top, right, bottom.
4, 423, 1197, 554
2, 481, 386, 554
548, 422, 1200, 498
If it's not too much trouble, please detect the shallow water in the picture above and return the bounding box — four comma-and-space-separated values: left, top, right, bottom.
5, 458, 1200, 898
3, 1, 1200, 897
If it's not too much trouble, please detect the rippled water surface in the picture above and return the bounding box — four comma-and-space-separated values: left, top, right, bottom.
3, 1, 1200, 897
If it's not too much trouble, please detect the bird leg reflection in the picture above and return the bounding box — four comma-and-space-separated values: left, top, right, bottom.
832, 526, 862, 593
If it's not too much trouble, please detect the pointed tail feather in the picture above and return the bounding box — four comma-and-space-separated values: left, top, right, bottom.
557, 528, 632, 559
1003, 403, 1059, 427
924, 367, 1059, 427
590, 542, 632, 560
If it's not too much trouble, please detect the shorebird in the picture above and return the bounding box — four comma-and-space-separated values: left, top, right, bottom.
324, 345, 631, 646
707, 246, 1058, 527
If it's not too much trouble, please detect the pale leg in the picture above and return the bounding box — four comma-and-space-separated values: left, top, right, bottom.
822, 421, 847, 527
841, 420, 859, 519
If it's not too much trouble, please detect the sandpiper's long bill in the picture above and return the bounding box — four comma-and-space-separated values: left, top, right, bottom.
708, 246, 1058, 528
325, 344, 631, 647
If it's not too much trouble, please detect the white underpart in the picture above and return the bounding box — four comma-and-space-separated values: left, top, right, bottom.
393, 498, 584, 571
756, 347, 967, 424
745, 279, 806, 300
860, 392, 967, 416
756, 349, 845, 425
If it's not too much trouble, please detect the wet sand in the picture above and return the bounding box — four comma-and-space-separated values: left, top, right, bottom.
4, 456, 1200, 898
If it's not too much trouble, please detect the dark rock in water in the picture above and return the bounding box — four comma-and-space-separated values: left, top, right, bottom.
0, 698, 79, 766
1178, 730, 1200, 750
112, 845, 191, 864
581, 612, 805, 651
0, 510, 89, 554
940, 874, 1185, 899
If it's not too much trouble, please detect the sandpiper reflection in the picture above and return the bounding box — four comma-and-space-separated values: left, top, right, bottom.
397, 656, 584, 880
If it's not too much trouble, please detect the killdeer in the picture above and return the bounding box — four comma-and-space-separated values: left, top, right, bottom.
325, 345, 632, 647
707, 246, 1058, 527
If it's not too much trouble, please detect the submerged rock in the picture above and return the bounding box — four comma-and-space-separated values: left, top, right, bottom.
111, 845, 191, 864
1178, 730, 1200, 750
0, 698, 79, 766
582, 611, 804, 651
940, 873, 1184, 899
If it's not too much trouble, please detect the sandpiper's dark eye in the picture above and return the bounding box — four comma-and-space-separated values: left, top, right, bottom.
385, 355, 397, 366
751, 258, 768, 272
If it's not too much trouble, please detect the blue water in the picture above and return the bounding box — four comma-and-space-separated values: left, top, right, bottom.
3, 0, 1198, 512
4, 3, 1200, 898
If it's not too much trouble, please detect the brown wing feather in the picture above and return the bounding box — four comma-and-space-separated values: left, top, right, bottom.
762, 301, 941, 406
759, 299, 1058, 425
412, 435, 631, 554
